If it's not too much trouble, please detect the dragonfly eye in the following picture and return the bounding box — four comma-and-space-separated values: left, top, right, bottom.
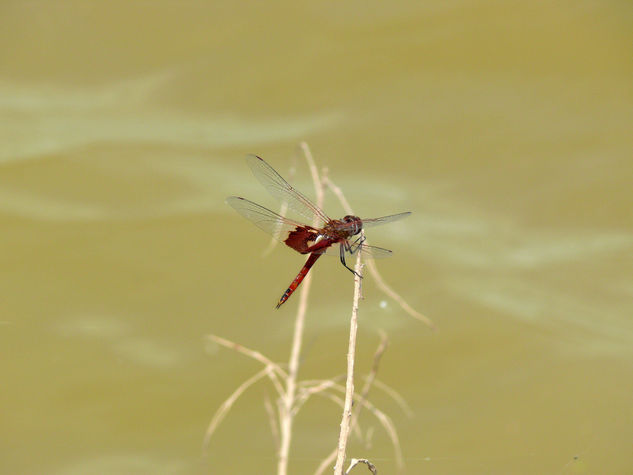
343, 215, 354, 223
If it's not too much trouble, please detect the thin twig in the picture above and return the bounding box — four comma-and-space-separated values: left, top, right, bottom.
301, 142, 325, 207
278, 142, 325, 475
333, 243, 364, 474
293, 379, 338, 416
206, 334, 287, 376
366, 259, 436, 329
370, 378, 414, 418
298, 376, 345, 387
264, 394, 280, 454
295, 381, 364, 440
309, 375, 403, 472
318, 383, 405, 472
346, 458, 378, 475
364, 427, 374, 449
312, 381, 404, 471
314, 391, 368, 442
322, 175, 435, 330
322, 173, 353, 213
356, 331, 389, 419
315, 333, 389, 475
361, 399, 403, 470
202, 366, 273, 451
206, 334, 287, 398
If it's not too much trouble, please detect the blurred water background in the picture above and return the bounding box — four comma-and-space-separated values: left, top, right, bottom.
1, 1, 632, 473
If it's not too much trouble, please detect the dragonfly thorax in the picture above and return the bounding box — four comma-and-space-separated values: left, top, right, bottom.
323, 216, 361, 239
341, 215, 363, 236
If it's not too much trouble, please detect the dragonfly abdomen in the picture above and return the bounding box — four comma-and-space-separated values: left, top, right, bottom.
276, 252, 322, 308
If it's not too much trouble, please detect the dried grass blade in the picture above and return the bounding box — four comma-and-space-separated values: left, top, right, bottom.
203, 366, 273, 452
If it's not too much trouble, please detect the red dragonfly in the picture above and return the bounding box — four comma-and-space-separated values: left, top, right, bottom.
226, 155, 411, 308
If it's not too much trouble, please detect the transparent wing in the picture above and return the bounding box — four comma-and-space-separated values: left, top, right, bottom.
226, 196, 312, 242
246, 155, 330, 226
355, 243, 394, 259
318, 242, 393, 259
360, 211, 412, 229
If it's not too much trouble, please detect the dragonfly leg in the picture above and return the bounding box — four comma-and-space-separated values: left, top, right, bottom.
340, 243, 362, 278
349, 235, 366, 254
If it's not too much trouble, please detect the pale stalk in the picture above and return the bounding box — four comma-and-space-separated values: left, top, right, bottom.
345, 458, 377, 475
333, 245, 364, 474
316, 332, 388, 475
277, 142, 324, 475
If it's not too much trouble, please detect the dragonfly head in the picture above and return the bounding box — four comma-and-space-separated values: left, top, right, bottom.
342, 215, 362, 235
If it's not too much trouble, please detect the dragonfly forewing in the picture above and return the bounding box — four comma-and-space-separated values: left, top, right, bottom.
246, 155, 330, 225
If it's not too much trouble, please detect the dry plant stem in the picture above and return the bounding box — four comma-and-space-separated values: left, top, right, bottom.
314, 333, 389, 475
333, 250, 364, 475
370, 378, 413, 418
365, 259, 435, 329
295, 381, 364, 440
206, 334, 287, 378
357, 331, 389, 415
277, 272, 310, 475
205, 334, 287, 397
345, 458, 378, 475
264, 395, 280, 453
202, 366, 273, 451
293, 379, 338, 415
202, 333, 293, 453
297, 378, 407, 448
277, 142, 324, 475
322, 175, 435, 330
312, 379, 403, 471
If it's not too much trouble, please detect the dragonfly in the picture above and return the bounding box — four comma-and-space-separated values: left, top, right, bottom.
226, 155, 411, 308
